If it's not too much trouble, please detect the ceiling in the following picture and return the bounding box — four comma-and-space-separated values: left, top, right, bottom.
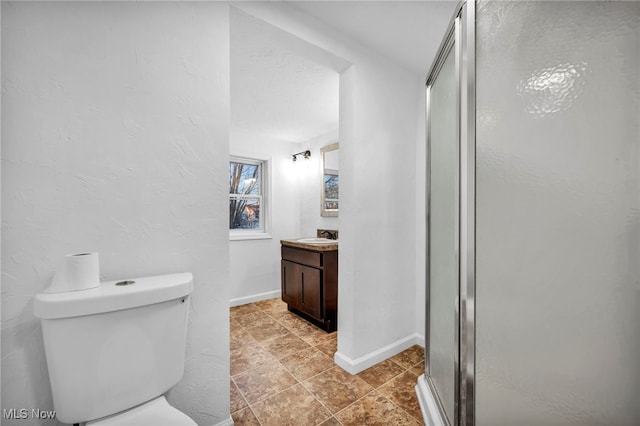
291, 1, 458, 75
230, 1, 458, 143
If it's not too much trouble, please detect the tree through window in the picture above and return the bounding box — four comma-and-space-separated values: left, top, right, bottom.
229, 158, 265, 232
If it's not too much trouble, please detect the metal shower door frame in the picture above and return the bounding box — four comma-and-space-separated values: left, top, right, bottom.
424, 1, 476, 425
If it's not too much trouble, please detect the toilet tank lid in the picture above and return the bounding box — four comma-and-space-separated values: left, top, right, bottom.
34, 272, 193, 320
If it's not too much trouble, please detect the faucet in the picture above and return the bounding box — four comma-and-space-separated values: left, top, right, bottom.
318, 229, 338, 240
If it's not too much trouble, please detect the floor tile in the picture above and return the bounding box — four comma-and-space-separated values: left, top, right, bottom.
230, 303, 261, 318
230, 379, 248, 413
230, 318, 243, 334
273, 310, 312, 329
319, 417, 343, 426
231, 342, 279, 376
252, 383, 332, 426
230, 329, 257, 352
315, 342, 338, 359
322, 332, 337, 343
230, 407, 260, 426
254, 297, 288, 314
246, 318, 291, 342
262, 331, 312, 359
315, 336, 338, 357
357, 359, 406, 388
233, 362, 298, 404
303, 366, 373, 414
298, 327, 329, 343
277, 315, 330, 343
378, 371, 423, 421
233, 311, 275, 329
335, 390, 421, 426
409, 361, 425, 377
390, 345, 425, 369
267, 308, 296, 322
280, 346, 335, 381
229, 300, 427, 426
253, 298, 277, 309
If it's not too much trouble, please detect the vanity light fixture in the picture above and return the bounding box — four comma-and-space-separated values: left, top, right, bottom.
292, 150, 311, 161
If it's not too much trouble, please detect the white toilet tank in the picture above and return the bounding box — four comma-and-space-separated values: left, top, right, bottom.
33, 273, 193, 425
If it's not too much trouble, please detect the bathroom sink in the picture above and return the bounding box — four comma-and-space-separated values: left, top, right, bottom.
296, 238, 338, 244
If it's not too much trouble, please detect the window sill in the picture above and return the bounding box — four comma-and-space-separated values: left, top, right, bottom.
229, 233, 273, 241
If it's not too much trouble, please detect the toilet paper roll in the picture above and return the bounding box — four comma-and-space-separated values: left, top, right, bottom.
45, 252, 100, 293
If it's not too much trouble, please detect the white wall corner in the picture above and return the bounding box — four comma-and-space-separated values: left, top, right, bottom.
230, 290, 281, 307
334, 333, 422, 374
416, 375, 446, 426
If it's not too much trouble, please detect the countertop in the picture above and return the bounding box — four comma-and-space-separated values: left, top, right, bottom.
281, 239, 338, 252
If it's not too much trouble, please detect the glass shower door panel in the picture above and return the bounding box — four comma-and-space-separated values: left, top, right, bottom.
476, 1, 640, 424
428, 44, 457, 423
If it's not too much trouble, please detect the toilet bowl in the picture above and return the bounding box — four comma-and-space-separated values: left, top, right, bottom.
87, 396, 196, 426
34, 273, 196, 425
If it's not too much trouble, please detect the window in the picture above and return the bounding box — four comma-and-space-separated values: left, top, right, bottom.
229, 156, 270, 240
320, 143, 339, 217
323, 171, 339, 211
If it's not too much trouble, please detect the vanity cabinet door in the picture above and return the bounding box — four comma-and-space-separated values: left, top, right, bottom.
281, 260, 299, 306
280, 244, 337, 332
298, 264, 322, 321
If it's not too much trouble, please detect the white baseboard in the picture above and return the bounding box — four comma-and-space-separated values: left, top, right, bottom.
334, 333, 423, 375
416, 374, 446, 426
416, 333, 425, 348
229, 290, 281, 307
211, 416, 234, 426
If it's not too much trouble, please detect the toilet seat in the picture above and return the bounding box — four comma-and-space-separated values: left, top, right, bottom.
86, 396, 196, 426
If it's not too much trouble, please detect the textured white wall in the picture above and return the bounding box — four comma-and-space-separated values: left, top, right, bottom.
476, 1, 640, 424
1, 2, 230, 425
337, 66, 357, 358
229, 130, 300, 303
297, 129, 340, 238
230, 6, 341, 144
344, 60, 422, 360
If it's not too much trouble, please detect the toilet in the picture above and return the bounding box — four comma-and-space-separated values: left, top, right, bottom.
34, 273, 197, 425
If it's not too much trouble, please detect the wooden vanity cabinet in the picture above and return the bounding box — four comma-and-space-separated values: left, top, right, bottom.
281, 245, 337, 332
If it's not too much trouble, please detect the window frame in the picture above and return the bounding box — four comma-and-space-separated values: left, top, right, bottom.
229, 155, 272, 241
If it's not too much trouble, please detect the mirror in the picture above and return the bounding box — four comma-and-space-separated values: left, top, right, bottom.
321, 143, 339, 217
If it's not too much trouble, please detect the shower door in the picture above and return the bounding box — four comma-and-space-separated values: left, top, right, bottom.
426, 27, 458, 425
424, 1, 475, 425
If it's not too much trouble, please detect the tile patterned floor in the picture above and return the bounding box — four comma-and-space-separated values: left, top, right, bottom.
230, 298, 425, 426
